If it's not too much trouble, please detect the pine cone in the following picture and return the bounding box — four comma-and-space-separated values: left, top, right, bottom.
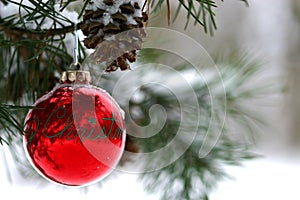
81, 0, 148, 72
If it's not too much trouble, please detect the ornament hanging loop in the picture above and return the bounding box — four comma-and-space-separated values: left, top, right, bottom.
73, 22, 79, 68
61, 22, 90, 83
68, 22, 81, 70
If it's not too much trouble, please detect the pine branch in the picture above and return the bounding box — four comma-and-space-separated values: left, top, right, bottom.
150, 0, 248, 33
134, 53, 263, 200
84, 49, 268, 200
0, 104, 30, 145
0, 0, 87, 101
0, 0, 84, 38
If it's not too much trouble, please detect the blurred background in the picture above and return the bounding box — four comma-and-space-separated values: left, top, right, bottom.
177, 1, 300, 199
149, 2, 300, 199
1, 0, 300, 199
161, 0, 300, 157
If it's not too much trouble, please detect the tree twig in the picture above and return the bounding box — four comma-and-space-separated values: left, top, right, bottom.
0, 22, 83, 38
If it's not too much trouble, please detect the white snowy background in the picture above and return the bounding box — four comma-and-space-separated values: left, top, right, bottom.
1, 0, 300, 199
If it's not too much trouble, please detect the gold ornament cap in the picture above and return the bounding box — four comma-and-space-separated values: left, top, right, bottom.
60, 70, 91, 83
60, 64, 91, 83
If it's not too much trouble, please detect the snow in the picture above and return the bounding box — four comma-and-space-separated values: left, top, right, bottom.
1, 145, 300, 200
86, 0, 143, 26
210, 157, 300, 200
102, 12, 112, 26
0, 0, 28, 19
125, 14, 138, 25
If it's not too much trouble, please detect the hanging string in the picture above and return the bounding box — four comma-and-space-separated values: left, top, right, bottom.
73, 22, 79, 67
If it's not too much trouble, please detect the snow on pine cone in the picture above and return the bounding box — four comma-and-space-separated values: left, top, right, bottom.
81, 0, 148, 72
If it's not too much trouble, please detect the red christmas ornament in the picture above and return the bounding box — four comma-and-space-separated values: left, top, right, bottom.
23, 70, 126, 187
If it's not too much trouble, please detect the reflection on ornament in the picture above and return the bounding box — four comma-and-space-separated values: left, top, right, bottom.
23, 72, 126, 187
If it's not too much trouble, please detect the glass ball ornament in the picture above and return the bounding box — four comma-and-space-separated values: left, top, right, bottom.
23, 70, 126, 187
